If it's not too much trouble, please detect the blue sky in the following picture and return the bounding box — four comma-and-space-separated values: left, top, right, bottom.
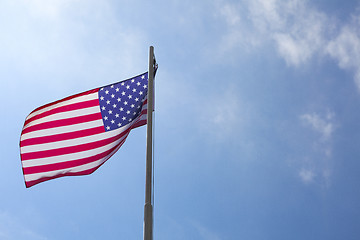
2, 0, 360, 239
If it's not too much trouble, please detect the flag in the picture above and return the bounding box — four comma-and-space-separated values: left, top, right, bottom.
20, 72, 149, 188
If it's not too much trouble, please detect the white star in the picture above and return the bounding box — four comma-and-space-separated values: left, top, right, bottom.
108, 110, 113, 114
122, 116, 126, 121
113, 104, 117, 108
126, 85, 130, 89
106, 100, 110, 104
133, 112, 137, 115
111, 120, 115, 124
132, 88, 137, 92
137, 82, 141, 86
129, 118, 132, 122
143, 84, 147, 89
100, 87, 104, 91
102, 106, 106, 111
124, 101, 128, 105
104, 116, 108, 120
141, 75, 145, 79
121, 91, 126, 96
111, 94, 115, 98
106, 126, 110, 130
120, 107, 124, 111
115, 113, 119, 118
127, 110, 130, 114
116, 87, 120, 92
131, 79, 135, 83
139, 91, 143, 95
128, 94, 132, 99
105, 90, 109, 94
111, 85, 114, 88
118, 123, 122, 127
117, 97, 121, 102
131, 104, 135, 108
135, 97, 139, 102
100, 96, 104, 100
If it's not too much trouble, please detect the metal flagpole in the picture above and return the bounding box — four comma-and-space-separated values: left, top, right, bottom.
144, 46, 155, 240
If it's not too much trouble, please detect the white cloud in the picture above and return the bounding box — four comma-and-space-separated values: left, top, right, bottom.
199, 85, 246, 141
299, 168, 315, 184
272, 10, 326, 67
272, 1, 326, 66
217, 0, 328, 66
211, 93, 240, 131
298, 111, 335, 186
217, 0, 360, 90
247, 0, 285, 33
220, 4, 241, 26
216, 3, 250, 53
300, 111, 335, 141
273, 34, 311, 66
327, 16, 360, 91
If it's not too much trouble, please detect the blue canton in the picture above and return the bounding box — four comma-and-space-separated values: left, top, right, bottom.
99, 72, 148, 131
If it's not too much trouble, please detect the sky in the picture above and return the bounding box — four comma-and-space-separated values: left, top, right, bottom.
2, 0, 360, 239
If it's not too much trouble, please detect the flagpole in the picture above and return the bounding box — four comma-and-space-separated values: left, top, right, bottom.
144, 46, 155, 240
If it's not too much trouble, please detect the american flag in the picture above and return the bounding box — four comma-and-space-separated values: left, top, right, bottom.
20, 72, 149, 188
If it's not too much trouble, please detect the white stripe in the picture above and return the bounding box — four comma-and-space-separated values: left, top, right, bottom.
26, 92, 99, 121
24, 143, 122, 182
21, 123, 129, 153
20, 119, 104, 141
21, 126, 131, 168
23, 106, 101, 130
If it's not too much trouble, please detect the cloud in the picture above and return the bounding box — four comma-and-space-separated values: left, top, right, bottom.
272, 34, 311, 67
266, 0, 327, 66
298, 111, 336, 186
327, 15, 360, 91
299, 168, 315, 184
210, 92, 240, 133
219, 3, 241, 26
217, 0, 327, 65
198, 85, 246, 141
300, 111, 335, 141
217, 0, 360, 90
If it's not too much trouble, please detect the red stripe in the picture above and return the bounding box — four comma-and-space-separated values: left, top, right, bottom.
24, 99, 99, 127
21, 127, 130, 160
130, 110, 147, 128
23, 137, 127, 175
25, 89, 99, 121
132, 119, 147, 128
141, 109, 148, 115
21, 112, 103, 135
20, 126, 105, 147
25, 164, 104, 188
24, 136, 125, 188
